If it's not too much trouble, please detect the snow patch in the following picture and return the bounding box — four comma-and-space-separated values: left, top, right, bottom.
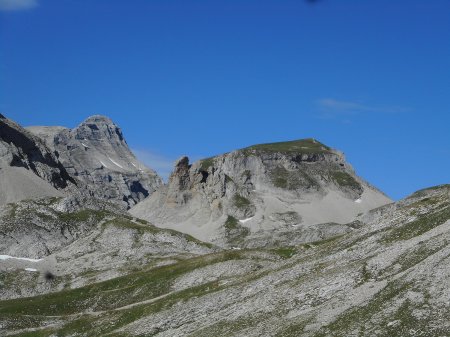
131, 162, 143, 172
25, 268, 38, 272
387, 320, 399, 327
239, 217, 254, 224
355, 198, 362, 203
99, 160, 108, 168
0, 255, 43, 262
108, 157, 124, 169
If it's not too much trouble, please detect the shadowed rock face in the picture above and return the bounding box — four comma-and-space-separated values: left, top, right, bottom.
0, 114, 76, 206
131, 139, 392, 246
28, 115, 162, 209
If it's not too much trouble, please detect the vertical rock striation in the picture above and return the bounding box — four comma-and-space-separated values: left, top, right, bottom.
27, 115, 162, 209
131, 139, 392, 245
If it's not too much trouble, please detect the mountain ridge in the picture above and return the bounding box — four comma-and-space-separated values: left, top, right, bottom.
27, 114, 162, 209
131, 137, 391, 246
0, 114, 77, 206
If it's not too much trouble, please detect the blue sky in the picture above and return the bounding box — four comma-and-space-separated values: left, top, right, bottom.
1, 0, 449, 200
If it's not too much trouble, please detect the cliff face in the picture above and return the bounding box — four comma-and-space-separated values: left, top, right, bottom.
28, 115, 162, 209
0, 114, 75, 206
131, 139, 392, 245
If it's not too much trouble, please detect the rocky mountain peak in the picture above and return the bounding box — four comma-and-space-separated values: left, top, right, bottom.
242, 138, 331, 153
236, 138, 346, 165
131, 138, 391, 245
173, 155, 190, 170
83, 114, 114, 124
28, 115, 162, 209
71, 115, 126, 144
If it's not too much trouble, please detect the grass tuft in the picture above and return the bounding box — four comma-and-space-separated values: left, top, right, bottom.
242, 138, 331, 155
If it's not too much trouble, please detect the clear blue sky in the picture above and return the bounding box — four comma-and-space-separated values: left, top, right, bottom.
1, 0, 449, 200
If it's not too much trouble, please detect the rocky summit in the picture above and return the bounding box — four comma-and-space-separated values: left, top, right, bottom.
28, 115, 162, 209
0, 114, 448, 337
130, 139, 391, 246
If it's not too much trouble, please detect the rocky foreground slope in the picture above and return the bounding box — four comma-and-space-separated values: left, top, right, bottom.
0, 195, 214, 301
131, 139, 391, 246
0, 184, 449, 336
28, 115, 162, 209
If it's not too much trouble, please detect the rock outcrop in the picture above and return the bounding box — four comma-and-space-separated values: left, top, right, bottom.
131, 139, 392, 245
0, 114, 75, 206
28, 115, 162, 209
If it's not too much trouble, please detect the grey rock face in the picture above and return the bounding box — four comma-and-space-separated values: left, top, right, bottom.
0, 114, 75, 206
24, 126, 67, 148
28, 115, 162, 209
131, 139, 392, 246
0, 196, 114, 259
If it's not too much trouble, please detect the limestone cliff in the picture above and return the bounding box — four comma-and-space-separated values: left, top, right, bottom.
28, 115, 162, 209
131, 139, 392, 245
0, 114, 75, 206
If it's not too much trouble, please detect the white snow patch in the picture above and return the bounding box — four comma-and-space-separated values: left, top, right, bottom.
99, 160, 108, 168
387, 320, 399, 327
0, 255, 43, 262
239, 217, 254, 224
108, 157, 124, 169
355, 198, 362, 203
25, 268, 38, 272
131, 162, 143, 172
